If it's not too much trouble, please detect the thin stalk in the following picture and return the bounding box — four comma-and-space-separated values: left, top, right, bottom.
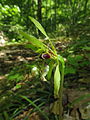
59, 64, 64, 120
48, 38, 57, 55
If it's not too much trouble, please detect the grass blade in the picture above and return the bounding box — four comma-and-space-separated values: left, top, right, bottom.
20, 96, 49, 120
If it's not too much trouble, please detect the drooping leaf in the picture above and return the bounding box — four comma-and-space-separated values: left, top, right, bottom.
19, 31, 46, 50
54, 64, 61, 98
29, 16, 48, 38
58, 55, 65, 94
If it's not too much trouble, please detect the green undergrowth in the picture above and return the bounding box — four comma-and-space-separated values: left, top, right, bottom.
0, 35, 90, 119
0, 17, 90, 120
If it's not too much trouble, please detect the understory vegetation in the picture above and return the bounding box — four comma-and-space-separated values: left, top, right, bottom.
0, 0, 90, 120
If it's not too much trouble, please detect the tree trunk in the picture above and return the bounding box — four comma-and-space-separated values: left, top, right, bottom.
37, 0, 42, 23
84, 0, 89, 14
37, 0, 42, 35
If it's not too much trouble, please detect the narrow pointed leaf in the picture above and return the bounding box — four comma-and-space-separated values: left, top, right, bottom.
68, 94, 90, 108
21, 96, 49, 120
19, 31, 45, 50
54, 64, 61, 98
29, 16, 48, 38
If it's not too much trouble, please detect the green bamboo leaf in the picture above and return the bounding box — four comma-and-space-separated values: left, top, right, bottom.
29, 16, 48, 38
54, 64, 61, 98
19, 31, 46, 50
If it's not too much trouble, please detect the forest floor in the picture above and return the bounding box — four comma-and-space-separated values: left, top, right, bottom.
0, 38, 90, 120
